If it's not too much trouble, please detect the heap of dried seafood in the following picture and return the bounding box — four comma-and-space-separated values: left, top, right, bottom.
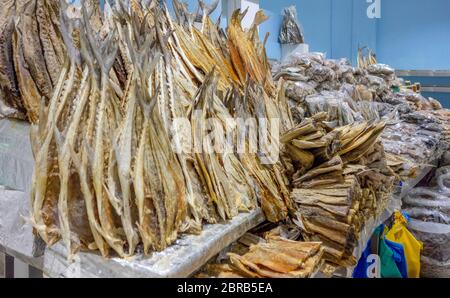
198, 238, 323, 278
281, 115, 396, 266
273, 49, 450, 183
29, 1, 294, 258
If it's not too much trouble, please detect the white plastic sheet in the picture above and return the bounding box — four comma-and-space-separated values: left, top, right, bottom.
0, 119, 34, 192
0, 187, 41, 261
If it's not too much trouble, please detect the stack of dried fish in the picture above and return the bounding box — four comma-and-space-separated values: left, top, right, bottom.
29, 1, 294, 259
281, 113, 386, 175
272, 50, 444, 127
282, 116, 396, 266
198, 238, 323, 278
272, 49, 450, 186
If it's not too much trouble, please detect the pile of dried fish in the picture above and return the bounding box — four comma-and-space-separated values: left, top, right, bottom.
272, 49, 449, 186
198, 238, 323, 278
282, 116, 396, 266
281, 113, 387, 175
430, 109, 450, 165
273, 50, 444, 126
29, 1, 294, 259
357, 47, 377, 70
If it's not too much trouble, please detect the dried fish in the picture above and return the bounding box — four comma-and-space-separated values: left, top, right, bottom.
225, 239, 323, 278
28, 1, 295, 259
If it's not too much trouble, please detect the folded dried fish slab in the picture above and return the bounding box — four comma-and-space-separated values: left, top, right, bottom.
197, 238, 323, 278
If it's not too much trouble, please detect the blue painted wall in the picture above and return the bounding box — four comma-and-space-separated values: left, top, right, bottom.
259, 0, 333, 59
259, 0, 378, 64
258, 0, 450, 107
259, 0, 450, 71
377, 0, 450, 70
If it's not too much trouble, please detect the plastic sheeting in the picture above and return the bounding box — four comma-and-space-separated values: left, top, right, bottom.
279, 6, 304, 44
402, 166, 450, 277
0, 187, 43, 264
0, 119, 34, 192
0, 119, 43, 266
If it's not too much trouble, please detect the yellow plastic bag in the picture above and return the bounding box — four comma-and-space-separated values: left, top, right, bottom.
386, 211, 423, 278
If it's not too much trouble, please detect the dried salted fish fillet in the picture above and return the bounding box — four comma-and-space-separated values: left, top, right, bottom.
285, 144, 315, 170
292, 189, 351, 206
0, 4, 25, 119
281, 119, 317, 143
31, 61, 71, 245
12, 28, 41, 122
227, 239, 323, 278
228, 10, 275, 95
55, 66, 91, 258
293, 156, 343, 184
36, 0, 64, 85
244, 246, 304, 273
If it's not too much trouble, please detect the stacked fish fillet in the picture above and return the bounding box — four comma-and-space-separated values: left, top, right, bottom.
282, 114, 396, 266
199, 238, 323, 278
272, 51, 449, 181
30, 1, 293, 259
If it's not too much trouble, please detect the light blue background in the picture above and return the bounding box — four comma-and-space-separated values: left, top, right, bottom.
165, 0, 450, 71
76, 0, 450, 106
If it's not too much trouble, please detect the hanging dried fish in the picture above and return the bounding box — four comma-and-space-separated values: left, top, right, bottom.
28, 1, 296, 259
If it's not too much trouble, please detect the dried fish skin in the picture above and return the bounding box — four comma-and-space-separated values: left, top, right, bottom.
0, 3, 26, 119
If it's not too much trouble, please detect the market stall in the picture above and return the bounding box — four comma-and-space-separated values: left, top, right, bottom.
0, 0, 449, 279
